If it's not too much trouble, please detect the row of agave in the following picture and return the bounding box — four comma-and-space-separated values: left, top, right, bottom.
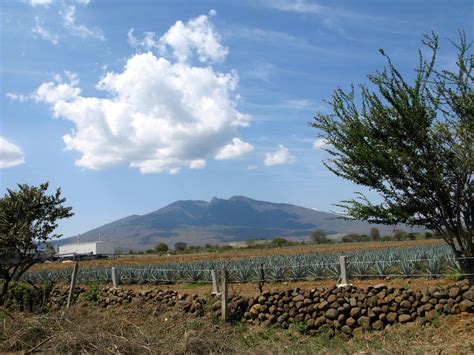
23, 245, 463, 285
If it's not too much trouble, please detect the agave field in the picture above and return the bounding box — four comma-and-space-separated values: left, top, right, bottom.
24, 245, 465, 285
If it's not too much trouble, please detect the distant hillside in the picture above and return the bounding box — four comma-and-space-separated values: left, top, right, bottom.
58, 196, 421, 250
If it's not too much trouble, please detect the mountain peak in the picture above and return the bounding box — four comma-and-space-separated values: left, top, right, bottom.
58, 195, 419, 250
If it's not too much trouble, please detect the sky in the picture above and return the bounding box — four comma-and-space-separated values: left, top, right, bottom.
0, 0, 473, 238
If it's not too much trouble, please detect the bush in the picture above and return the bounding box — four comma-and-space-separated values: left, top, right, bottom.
154, 243, 168, 253
271, 237, 289, 247
310, 230, 330, 244
342, 234, 356, 243
392, 229, 408, 241
84, 283, 99, 302
370, 227, 381, 241
174, 242, 187, 251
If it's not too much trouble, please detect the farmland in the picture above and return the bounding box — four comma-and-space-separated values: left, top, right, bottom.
3, 239, 474, 354
32, 239, 444, 272
26, 239, 454, 285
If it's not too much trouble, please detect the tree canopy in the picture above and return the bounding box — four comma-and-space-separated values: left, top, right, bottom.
312, 32, 473, 279
0, 182, 73, 303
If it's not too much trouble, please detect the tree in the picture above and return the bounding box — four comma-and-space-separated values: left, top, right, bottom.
370, 227, 381, 241
0, 183, 73, 304
155, 242, 168, 253
174, 242, 187, 251
392, 229, 408, 241
312, 32, 473, 282
272, 237, 289, 247
310, 229, 330, 244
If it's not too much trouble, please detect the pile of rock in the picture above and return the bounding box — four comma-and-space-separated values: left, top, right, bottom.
242, 281, 473, 336
49, 286, 86, 308
97, 287, 135, 307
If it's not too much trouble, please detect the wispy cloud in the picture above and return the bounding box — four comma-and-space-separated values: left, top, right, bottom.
27, 1, 105, 44
264, 0, 324, 14
28, 0, 54, 7
6, 92, 31, 102
223, 25, 358, 57
31, 17, 59, 44
60, 5, 105, 40
258, 0, 417, 37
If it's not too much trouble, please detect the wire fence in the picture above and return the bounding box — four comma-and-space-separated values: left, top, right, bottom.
22, 251, 473, 286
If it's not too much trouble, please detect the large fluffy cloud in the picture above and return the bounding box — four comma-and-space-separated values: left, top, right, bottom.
33, 12, 250, 174
0, 138, 25, 168
264, 145, 295, 166
128, 10, 227, 64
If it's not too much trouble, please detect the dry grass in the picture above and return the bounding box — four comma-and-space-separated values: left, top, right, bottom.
1, 303, 472, 354
32, 239, 444, 272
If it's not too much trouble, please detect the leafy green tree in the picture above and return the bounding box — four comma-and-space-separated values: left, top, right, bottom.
310, 229, 330, 244
392, 229, 408, 241
174, 241, 187, 251
312, 32, 473, 281
370, 227, 381, 241
154, 242, 169, 253
0, 183, 73, 304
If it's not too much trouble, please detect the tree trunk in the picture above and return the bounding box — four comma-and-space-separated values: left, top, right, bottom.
0, 277, 11, 306
458, 257, 474, 285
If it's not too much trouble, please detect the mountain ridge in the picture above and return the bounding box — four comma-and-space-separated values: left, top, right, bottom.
58, 196, 420, 250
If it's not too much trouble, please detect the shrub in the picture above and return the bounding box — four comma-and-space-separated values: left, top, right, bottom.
370, 227, 381, 241
271, 237, 289, 247
154, 243, 169, 253
310, 230, 330, 244
174, 242, 187, 251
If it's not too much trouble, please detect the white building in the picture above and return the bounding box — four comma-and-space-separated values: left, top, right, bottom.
58, 241, 115, 257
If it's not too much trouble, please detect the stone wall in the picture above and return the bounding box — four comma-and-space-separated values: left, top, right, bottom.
242, 282, 473, 336
19, 281, 474, 337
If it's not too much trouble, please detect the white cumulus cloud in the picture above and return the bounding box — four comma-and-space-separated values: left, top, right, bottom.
32, 12, 250, 174
215, 138, 254, 160
0, 138, 25, 168
313, 138, 330, 149
264, 145, 295, 166
158, 10, 228, 63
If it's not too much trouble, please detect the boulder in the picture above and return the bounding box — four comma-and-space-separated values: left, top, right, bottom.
358, 316, 370, 329
372, 320, 384, 330
399, 314, 411, 323
325, 308, 338, 320
459, 299, 473, 312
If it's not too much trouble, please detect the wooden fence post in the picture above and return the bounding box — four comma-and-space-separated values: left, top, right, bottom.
112, 267, 119, 288
258, 264, 265, 293
220, 270, 228, 322
211, 270, 221, 295
337, 256, 350, 287
67, 262, 79, 308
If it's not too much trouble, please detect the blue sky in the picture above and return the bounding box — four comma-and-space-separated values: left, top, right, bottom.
1, 0, 472, 237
